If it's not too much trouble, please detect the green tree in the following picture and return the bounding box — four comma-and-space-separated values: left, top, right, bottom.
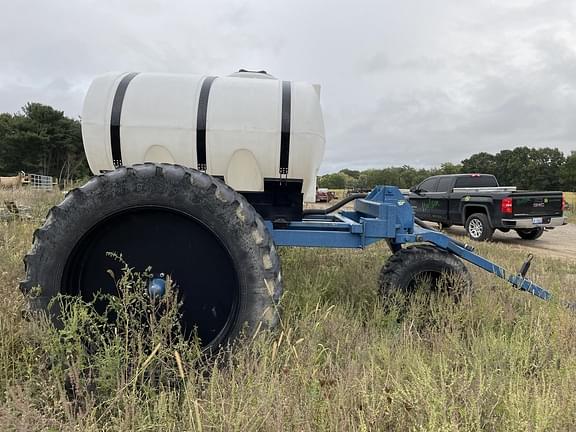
438, 162, 462, 175
339, 169, 360, 179
462, 147, 564, 190
320, 147, 569, 193
318, 173, 347, 189
493, 148, 532, 187
461, 152, 497, 175
0, 103, 89, 181
561, 152, 576, 191
528, 147, 565, 190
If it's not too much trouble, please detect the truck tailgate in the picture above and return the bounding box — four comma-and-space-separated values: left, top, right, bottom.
511, 192, 563, 217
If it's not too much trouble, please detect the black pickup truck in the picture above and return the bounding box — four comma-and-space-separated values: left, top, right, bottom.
407, 174, 567, 241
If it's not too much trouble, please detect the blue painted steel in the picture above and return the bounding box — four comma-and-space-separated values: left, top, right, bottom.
148, 276, 166, 299
271, 186, 413, 248
268, 185, 554, 303
411, 225, 552, 300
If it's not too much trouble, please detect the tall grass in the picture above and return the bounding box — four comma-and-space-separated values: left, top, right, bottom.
0, 189, 575, 430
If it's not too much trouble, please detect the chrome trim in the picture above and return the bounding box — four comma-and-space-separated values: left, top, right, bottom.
501, 216, 567, 229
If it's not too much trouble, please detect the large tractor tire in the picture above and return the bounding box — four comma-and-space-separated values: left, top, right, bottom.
20, 163, 282, 351
515, 227, 544, 240
379, 245, 472, 297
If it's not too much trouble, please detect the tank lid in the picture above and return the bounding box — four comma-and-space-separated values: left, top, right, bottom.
228, 69, 277, 80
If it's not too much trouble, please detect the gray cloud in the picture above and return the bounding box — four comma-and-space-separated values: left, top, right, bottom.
1, 0, 575, 173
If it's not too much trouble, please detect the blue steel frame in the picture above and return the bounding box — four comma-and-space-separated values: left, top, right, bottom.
268, 186, 552, 302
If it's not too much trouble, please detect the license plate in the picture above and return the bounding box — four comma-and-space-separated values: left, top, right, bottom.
532, 217, 543, 224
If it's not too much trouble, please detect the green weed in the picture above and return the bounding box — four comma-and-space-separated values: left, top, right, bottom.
0, 189, 575, 430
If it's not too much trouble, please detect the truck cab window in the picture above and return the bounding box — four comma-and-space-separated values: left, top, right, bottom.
454, 175, 498, 188
436, 177, 453, 192
419, 178, 439, 192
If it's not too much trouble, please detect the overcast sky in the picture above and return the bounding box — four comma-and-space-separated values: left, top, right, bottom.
1, 0, 575, 173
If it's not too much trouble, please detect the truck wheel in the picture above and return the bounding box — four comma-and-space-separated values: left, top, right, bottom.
465, 213, 493, 241
439, 222, 452, 229
379, 245, 472, 297
516, 227, 544, 240
20, 163, 282, 351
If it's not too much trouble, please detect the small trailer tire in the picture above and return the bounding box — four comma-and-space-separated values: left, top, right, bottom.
20, 163, 282, 351
516, 227, 544, 240
379, 245, 472, 297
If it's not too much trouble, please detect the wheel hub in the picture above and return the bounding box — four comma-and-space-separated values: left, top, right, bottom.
468, 219, 483, 238
62, 206, 240, 348
148, 274, 166, 299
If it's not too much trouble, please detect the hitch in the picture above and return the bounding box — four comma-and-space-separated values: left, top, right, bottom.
518, 254, 533, 278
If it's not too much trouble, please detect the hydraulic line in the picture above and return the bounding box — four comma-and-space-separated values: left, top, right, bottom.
304, 196, 443, 232
414, 217, 438, 231
302, 193, 368, 216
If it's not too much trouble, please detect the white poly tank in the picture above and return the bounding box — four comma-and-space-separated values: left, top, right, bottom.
81, 70, 325, 202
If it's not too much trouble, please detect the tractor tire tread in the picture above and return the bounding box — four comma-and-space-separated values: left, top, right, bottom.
20, 163, 282, 346
379, 245, 472, 296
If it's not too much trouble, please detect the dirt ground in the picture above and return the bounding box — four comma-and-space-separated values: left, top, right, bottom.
444, 223, 576, 261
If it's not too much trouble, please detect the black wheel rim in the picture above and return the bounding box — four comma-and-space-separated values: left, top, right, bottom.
407, 268, 467, 296
408, 270, 443, 291
62, 206, 240, 348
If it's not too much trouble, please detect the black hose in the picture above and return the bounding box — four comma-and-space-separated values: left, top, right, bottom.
304, 196, 476, 251
414, 217, 439, 231
302, 193, 368, 216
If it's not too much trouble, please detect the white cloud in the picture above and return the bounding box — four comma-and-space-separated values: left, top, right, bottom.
1, 0, 575, 172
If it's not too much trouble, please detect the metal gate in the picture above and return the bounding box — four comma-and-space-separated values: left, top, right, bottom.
28, 174, 54, 191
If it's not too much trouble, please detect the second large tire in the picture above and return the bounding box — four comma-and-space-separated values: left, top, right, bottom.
20, 163, 282, 351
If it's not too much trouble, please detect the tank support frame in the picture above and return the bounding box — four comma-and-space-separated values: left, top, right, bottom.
268, 186, 553, 302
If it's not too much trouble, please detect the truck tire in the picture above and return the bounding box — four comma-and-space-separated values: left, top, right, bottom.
465, 213, 493, 241
20, 163, 282, 351
516, 227, 544, 240
379, 245, 472, 297
439, 222, 452, 229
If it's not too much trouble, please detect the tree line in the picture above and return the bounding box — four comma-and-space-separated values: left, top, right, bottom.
319, 147, 576, 191
1, 103, 575, 191
0, 103, 89, 181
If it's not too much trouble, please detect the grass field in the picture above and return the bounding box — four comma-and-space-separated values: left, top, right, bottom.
1, 189, 576, 431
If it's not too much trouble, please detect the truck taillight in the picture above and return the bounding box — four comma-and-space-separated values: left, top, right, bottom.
562, 193, 566, 212
501, 197, 513, 215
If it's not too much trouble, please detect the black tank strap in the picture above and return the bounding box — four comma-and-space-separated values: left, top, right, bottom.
279, 80, 292, 176
196, 76, 217, 171
110, 72, 139, 168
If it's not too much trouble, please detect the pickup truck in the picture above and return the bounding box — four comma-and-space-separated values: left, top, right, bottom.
407, 174, 567, 241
